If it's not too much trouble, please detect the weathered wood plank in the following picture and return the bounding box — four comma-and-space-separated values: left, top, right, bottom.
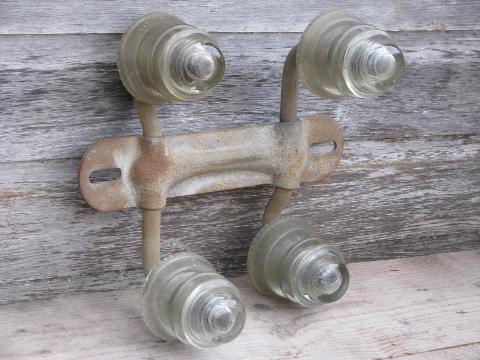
0, 31, 479, 162
396, 343, 480, 360
0, 135, 478, 303
1, 0, 479, 34
1, 252, 479, 359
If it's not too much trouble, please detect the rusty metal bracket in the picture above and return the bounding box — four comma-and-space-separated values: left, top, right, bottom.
78, 49, 344, 273
79, 115, 343, 212
78, 20, 345, 275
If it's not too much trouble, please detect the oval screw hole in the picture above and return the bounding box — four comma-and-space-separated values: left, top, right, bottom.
310, 141, 336, 156
89, 168, 122, 183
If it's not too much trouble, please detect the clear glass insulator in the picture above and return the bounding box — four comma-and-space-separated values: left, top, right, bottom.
118, 13, 225, 104
248, 217, 349, 307
143, 253, 245, 348
297, 11, 405, 99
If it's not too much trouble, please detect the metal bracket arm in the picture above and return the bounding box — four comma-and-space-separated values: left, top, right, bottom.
79, 115, 343, 212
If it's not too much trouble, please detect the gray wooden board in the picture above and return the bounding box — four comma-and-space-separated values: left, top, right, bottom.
1, 0, 479, 34
0, 135, 479, 303
396, 344, 480, 360
1, 251, 479, 359
0, 31, 479, 162
1, 2, 480, 306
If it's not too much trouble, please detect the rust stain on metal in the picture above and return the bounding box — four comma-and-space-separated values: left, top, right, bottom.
79, 115, 343, 212
131, 138, 171, 209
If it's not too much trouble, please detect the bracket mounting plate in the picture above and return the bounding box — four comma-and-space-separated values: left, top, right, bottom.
79, 115, 343, 211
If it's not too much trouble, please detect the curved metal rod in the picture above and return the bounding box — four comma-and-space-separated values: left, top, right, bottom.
135, 100, 163, 275
262, 187, 295, 225
262, 46, 298, 225
279, 46, 298, 123
136, 100, 163, 137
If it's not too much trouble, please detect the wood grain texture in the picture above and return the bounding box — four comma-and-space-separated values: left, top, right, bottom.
396, 343, 480, 360
0, 135, 478, 303
0, 31, 479, 162
1, 251, 479, 359
1, 0, 479, 34
1, 2, 479, 306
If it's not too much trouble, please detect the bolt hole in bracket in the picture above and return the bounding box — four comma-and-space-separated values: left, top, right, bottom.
78, 11, 404, 347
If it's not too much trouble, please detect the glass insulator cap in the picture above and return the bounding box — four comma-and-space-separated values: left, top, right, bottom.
297, 11, 405, 99
285, 245, 350, 306
179, 282, 246, 347
342, 31, 405, 98
163, 31, 225, 100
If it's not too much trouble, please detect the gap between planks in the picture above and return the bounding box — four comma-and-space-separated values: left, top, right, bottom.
1, 0, 479, 34
1, 250, 479, 359
389, 342, 480, 360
